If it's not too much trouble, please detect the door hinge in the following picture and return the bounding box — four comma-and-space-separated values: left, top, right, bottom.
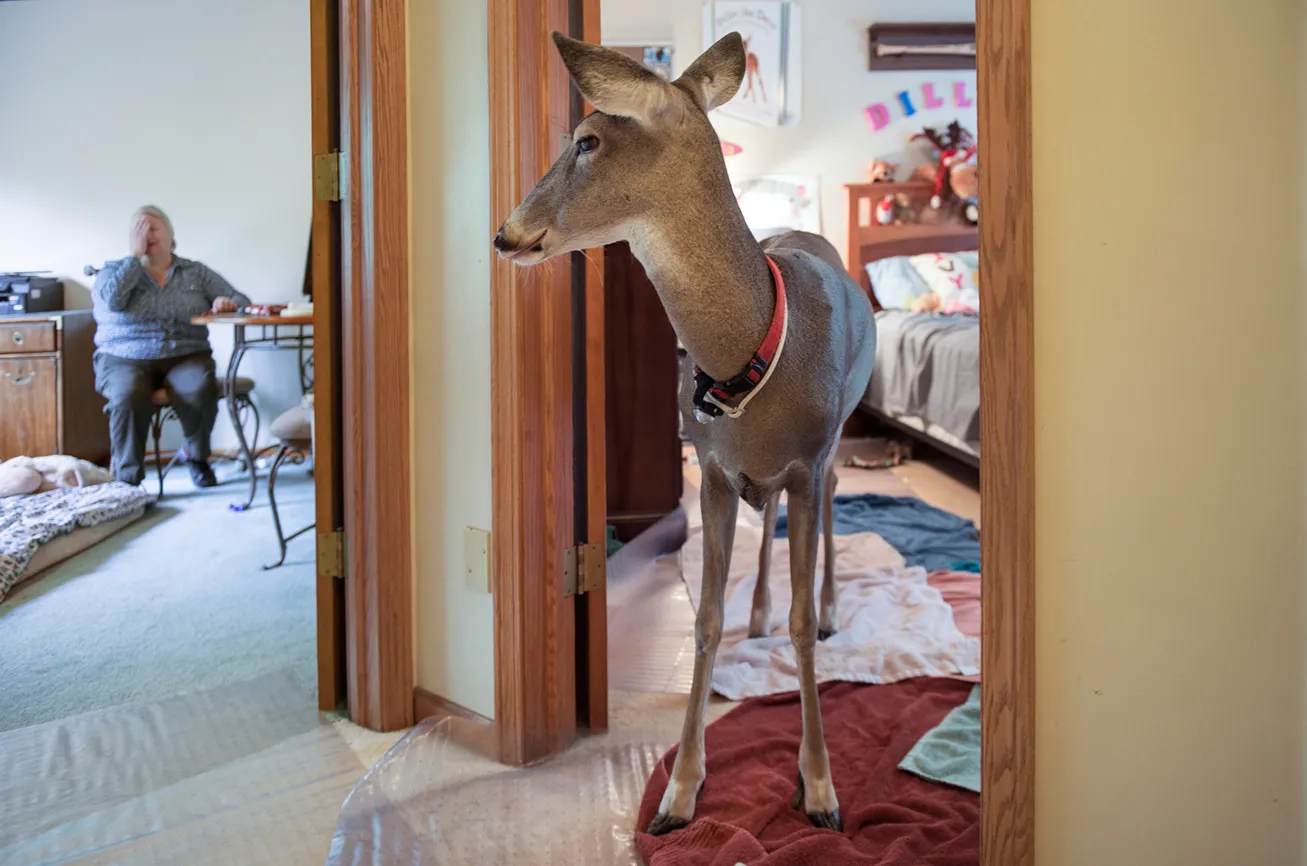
313, 151, 345, 202
318, 529, 346, 578
564, 541, 606, 597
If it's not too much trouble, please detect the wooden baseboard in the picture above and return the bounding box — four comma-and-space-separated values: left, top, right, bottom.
413, 686, 500, 762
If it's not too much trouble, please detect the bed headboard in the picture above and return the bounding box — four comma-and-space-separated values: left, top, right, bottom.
843, 181, 979, 310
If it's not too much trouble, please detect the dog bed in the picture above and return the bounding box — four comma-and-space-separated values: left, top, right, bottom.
1, 483, 154, 601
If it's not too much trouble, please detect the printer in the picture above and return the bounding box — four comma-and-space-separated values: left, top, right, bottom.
0, 272, 64, 316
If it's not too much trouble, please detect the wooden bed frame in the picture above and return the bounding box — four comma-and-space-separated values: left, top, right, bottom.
843, 181, 979, 309
843, 180, 980, 467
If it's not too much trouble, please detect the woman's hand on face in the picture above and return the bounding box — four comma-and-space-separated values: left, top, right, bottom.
130, 217, 150, 257
211, 297, 239, 314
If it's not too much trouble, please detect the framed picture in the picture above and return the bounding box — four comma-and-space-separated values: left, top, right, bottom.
605, 42, 675, 80
702, 1, 801, 127
733, 175, 822, 237
867, 23, 977, 71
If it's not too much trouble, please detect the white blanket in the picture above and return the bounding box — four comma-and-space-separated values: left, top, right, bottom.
680, 521, 980, 700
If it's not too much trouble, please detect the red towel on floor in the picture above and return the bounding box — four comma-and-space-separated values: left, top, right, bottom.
636, 678, 978, 866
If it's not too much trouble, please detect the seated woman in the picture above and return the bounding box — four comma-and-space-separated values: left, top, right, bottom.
91, 206, 250, 488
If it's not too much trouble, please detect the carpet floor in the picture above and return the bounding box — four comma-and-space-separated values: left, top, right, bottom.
0, 461, 319, 732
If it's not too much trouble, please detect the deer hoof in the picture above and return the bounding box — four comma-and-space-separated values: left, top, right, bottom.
808, 809, 843, 832
646, 813, 690, 836
817, 627, 836, 641
791, 772, 843, 832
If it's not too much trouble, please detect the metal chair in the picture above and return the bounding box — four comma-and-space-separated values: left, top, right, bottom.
262, 394, 314, 570
149, 377, 259, 497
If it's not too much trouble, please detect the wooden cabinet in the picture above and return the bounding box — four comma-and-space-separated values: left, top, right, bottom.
603, 243, 683, 541
0, 311, 109, 464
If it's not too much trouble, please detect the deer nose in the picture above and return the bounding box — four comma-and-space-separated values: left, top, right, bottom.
492, 228, 510, 252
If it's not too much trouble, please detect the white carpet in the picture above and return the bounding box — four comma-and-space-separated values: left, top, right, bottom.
0, 462, 319, 732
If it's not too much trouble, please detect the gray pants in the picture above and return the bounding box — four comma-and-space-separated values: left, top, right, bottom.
93, 351, 219, 485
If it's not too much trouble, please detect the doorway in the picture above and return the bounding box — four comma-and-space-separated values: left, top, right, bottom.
485, 1, 1034, 864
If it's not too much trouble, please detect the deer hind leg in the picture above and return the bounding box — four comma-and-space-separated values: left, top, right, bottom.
818, 460, 838, 641
647, 463, 738, 836
785, 466, 841, 830
749, 490, 781, 639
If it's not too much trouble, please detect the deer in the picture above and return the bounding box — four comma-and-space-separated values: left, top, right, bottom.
492, 31, 875, 836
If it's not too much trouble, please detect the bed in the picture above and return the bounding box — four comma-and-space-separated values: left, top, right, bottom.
843, 181, 981, 467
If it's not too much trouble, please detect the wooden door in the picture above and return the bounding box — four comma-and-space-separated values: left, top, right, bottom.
602, 243, 682, 543
310, 0, 346, 713
0, 357, 58, 458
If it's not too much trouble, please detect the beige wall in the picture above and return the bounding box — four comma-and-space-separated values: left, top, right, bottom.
407, 0, 496, 719
0, 0, 312, 452
1033, 1, 1305, 863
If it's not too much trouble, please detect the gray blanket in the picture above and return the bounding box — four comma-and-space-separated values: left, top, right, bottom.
864, 310, 980, 445
0, 483, 154, 601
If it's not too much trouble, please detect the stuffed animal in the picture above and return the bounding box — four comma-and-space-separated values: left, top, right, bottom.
949, 160, 980, 225
910, 121, 978, 213
0, 455, 115, 498
910, 293, 942, 314
875, 195, 895, 225
867, 160, 898, 183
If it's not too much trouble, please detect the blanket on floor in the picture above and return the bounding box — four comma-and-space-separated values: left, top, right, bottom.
636, 678, 978, 866
776, 494, 979, 573
681, 523, 979, 700
0, 483, 154, 601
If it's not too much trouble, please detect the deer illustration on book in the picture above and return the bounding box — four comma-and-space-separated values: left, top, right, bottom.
492, 31, 876, 834
741, 37, 767, 103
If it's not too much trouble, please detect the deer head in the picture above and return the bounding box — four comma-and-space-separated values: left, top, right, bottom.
493, 32, 747, 265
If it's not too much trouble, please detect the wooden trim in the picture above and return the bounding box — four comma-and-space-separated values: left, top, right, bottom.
339, 0, 414, 733
311, 0, 347, 715
489, 0, 580, 766
414, 687, 501, 762
977, 0, 1035, 864
576, 0, 607, 733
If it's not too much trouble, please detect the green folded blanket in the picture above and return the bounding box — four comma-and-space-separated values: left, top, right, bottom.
899, 684, 980, 793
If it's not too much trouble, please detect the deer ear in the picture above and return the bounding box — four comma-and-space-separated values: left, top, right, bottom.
674, 32, 746, 113
551, 32, 672, 121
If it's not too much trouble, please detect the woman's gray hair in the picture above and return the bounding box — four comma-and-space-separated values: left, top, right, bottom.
132, 205, 176, 250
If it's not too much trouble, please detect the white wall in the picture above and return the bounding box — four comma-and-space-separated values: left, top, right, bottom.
1033, 0, 1305, 863
0, 0, 311, 452
601, 0, 977, 260
408, 0, 496, 718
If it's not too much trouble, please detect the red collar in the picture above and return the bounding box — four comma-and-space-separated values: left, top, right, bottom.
692, 255, 788, 421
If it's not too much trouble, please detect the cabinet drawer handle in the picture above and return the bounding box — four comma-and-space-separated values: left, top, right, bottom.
11, 332, 24, 345
4, 371, 36, 386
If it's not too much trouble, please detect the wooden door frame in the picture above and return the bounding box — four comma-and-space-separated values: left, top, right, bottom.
336, 0, 414, 733
310, 0, 346, 716
976, 1, 1034, 863
435, 3, 1032, 860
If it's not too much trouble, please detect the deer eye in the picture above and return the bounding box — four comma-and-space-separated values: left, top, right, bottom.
576, 135, 599, 155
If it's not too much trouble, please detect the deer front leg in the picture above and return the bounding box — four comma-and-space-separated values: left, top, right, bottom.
647, 464, 738, 836
785, 467, 842, 831
749, 490, 781, 638
818, 461, 838, 641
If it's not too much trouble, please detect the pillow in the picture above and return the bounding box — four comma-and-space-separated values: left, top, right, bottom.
865, 255, 931, 310
909, 251, 980, 309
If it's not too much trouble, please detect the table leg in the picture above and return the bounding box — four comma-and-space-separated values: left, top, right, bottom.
225, 328, 258, 512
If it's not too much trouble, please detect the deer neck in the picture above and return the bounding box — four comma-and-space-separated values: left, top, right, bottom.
627, 193, 774, 382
